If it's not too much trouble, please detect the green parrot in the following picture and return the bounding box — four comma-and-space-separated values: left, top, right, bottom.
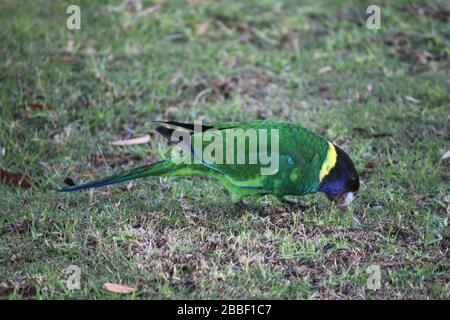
59, 120, 359, 209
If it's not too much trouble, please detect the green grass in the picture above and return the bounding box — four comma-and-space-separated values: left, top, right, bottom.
0, 0, 449, 299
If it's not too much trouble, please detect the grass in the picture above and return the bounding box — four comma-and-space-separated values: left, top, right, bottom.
0, 0, 449, 299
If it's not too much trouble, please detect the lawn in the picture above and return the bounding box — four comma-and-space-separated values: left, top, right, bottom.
0, 0, 449, 299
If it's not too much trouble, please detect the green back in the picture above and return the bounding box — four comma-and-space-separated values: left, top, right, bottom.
177, 120, 330, 196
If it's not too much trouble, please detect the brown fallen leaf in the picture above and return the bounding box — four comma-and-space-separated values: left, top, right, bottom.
79, 172, 100, 178
352, 127, 392, 138
440, 150, 450, 162
50, 55, 75, 63
103, 283, 136, 294
109, 134, 151, 146
405, 95, 420, 104
318, 66, 332, 75
136, 5, 160, 17
197, 21, 210, 36
62, 54, 75, 61
20, 103, 52, 110
365, 161, 379, 169
0, 168, 32, 189
409, 194, 429, 202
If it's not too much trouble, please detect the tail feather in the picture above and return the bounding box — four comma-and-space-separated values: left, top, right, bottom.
58, 160, 175, 192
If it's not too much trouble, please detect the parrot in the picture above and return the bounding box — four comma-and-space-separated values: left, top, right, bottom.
59, 120, 359, 209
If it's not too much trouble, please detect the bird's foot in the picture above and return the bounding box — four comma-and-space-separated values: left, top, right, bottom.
231, 193, 249, 212
234, 201, 250, 212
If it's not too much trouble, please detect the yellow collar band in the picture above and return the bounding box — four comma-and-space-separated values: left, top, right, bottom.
319, 142, 337, 182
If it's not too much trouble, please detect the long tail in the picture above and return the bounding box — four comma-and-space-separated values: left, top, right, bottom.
58, 160, 177, 192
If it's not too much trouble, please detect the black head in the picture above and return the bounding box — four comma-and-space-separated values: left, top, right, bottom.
319, 145, 359, 208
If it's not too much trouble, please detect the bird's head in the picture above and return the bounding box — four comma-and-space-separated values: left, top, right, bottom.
318, 143, 359, 210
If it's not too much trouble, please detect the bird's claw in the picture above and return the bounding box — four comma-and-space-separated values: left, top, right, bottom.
235, 201, 249, 212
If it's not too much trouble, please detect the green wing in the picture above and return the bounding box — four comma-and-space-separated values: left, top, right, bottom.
160, 120, 330, 196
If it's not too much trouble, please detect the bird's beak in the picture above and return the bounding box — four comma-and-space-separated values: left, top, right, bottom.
336, 192, 355, 211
